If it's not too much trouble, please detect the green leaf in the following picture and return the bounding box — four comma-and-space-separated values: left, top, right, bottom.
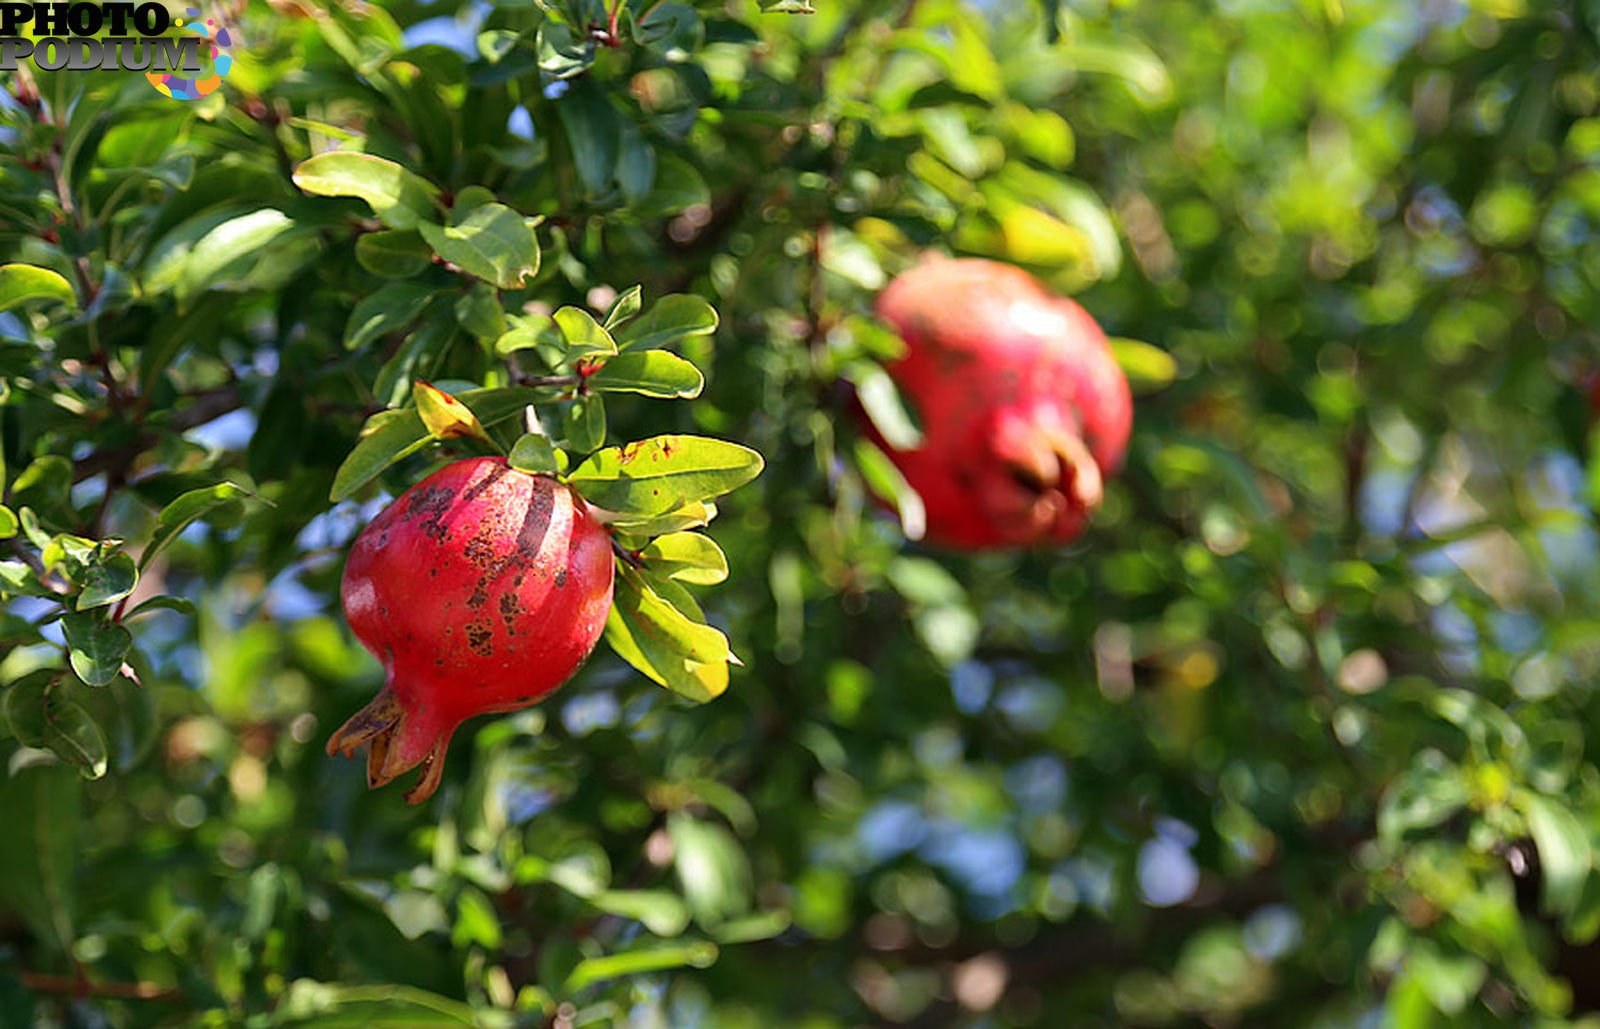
563, 394, 607, 454
553, 306, 618, 358
602, 285, 643, 330
509, 433, 559, 475
759, 0, 816, 11
454, 285, 507, 341
563, 941, 718, 993
604, 565, 733, 702
0, 264, 75, 311
636, 3, 703, 61
639, 532, 728, 585
61, 612, 133, 687
589, 351, 704, 399
568, 436, 763, 517
853, 439, 926, 542
76, 553, 137, 610
669, 813, 752, 926
178, 209, 299, 301
586, 890, 692, 937
846, 363, 922, 449
122, 595, 197, 620
275, 981, 491, 1026
0, 506, 16, 539
355, 231, 434, 278
418, 203, 540, 289
556, 78, 621, 195
292, 152, 442, 230
415, 381, 493, 443
0, 754, 79, 951
608, 501, 718, 539
141, 483, 251, 572
1109, 337, 1177, 394
345, 283, 438, 351
1520, 791, 1593, 918
615, 295, 719, 350
330, 388, 545, 502
0, 560, 54, 598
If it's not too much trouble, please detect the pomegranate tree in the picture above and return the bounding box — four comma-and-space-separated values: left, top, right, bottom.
328, 457, 614, 803
869, 258, 1133, 549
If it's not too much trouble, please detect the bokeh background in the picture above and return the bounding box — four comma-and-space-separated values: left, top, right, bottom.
5, 0, 1600, 1025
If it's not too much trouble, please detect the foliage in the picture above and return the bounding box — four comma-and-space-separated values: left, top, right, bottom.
3, 0, 1600, 1025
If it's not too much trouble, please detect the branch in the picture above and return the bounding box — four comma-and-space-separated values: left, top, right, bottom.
19, 970, 181, 1003
71, 385, 243, 484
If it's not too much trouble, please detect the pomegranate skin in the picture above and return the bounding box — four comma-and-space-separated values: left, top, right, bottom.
871, 258, 1133, 549
328, 456, 614, 802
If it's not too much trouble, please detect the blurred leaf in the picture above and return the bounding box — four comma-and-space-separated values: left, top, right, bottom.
1109, 337, 1177, 394
1519, 791, 1592, 918
563, 941, 718, 993
140, 483, 251, 571
0, 264, 75, 311
356, 231, 434, 278
563, 394, 607, 454
0, 754, 79, 951
345, 283, 438, 351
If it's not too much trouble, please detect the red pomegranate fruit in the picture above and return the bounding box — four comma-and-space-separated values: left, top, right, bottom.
869, 257, 1133, 549
328, 456, 614, 803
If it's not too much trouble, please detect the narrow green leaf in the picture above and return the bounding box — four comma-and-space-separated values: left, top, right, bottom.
615, 295, 719, 350
568, 436, 763, 517
639, 532, 728, 585
292, 152, 442, 230
604, 565, 732, 702
563, 942, 718, 993
589, 351, 704, 399
61, 612, 133, 687
0, 264, 75, 312
0, 559, 54, 598
509, 433, 559, 475
1521, 791, 1593, 918
847, 363, 922, 449
141, 483, 251, 572
853, 439, 926, 542
1108, 337, 1176, 394
418, 203, 540, 288
0, 506, 17, 539
608, 501, 718, 539
122, 595, 197, 620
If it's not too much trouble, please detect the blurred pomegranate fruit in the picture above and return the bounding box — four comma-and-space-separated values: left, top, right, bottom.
869, 257, 1132, 549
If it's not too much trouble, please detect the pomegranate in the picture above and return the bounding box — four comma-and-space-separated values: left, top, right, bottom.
328, 456, 614, 803
869, 257, 1133, 549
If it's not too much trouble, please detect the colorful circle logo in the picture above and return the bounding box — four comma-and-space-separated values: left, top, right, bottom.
146, 8, 234, 101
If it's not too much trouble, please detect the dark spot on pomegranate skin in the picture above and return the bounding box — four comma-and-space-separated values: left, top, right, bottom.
466, 622, 493, 656
463, 535, 495, 568
555, 568, 568, 588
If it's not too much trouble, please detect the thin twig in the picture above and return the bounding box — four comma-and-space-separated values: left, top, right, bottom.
20, 970, 182, 1003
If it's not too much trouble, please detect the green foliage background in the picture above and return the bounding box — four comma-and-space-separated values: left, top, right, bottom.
5, 0, 1600, 1024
